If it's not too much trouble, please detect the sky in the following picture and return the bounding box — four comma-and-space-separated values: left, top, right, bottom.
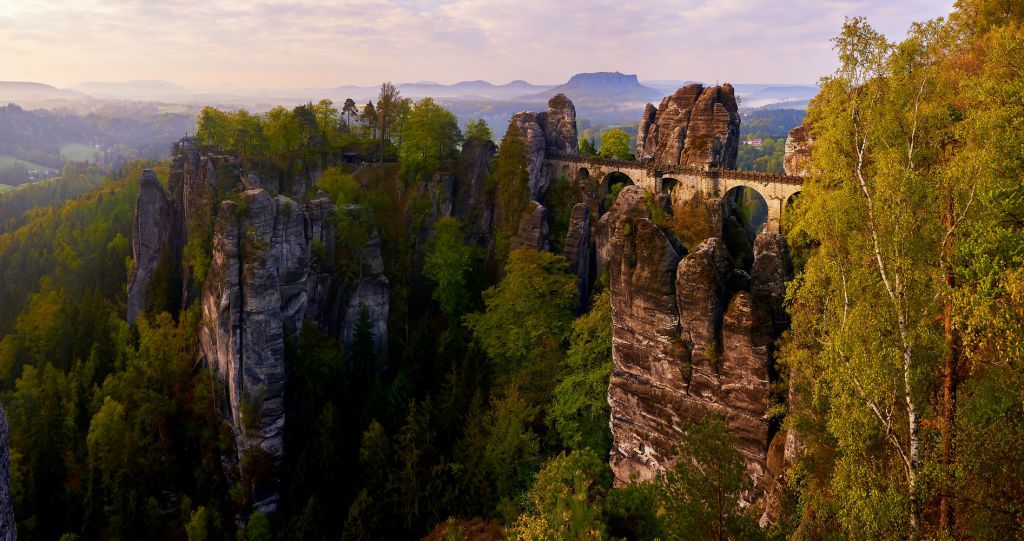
0, 0, 956, 89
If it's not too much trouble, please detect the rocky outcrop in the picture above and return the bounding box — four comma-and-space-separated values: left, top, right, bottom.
783, 123, 813, 177
452, 136, 498, 244
751, 232, 792, 334
603, 185, 785, 506
127, 169, 175, 324
719, 291, 773, 498
563, 203, 591, 308
130, 138, 395, 515
676, 238, 734, 396
504, 94, 580, 201
0, 403, 15, 541
199, 190, 306, 513
508, 112, 549, 200
341, 227, 389, 366
636, 84, 740, 169
537, 94, 579, 157
515, 201, 550, 251
603, 186, 685, 483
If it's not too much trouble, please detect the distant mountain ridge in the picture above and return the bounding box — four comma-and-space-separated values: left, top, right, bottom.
0, 82, 85, 102
521, 72, 661, 103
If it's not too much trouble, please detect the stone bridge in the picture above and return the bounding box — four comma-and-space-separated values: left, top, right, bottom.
546, 155, 803, 233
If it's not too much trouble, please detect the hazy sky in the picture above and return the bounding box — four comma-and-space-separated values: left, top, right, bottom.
1, 0, 955, 89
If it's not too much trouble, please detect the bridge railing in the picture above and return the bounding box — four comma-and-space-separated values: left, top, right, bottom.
547, 154, 803, 185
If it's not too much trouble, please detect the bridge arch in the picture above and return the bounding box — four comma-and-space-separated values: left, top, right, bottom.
659, 177, 679, 194
576, 167, 591, 185
599, 171, 635, 213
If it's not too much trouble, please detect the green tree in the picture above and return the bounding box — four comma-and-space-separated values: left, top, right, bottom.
598, 128, 633, 160
342, 98, 358, 129
510, 449, 612, 541
782, 16, 964, 537
465, 248, 577, 373
423, 217, 478, 320
464, 119, 493, 142
657, 417, 759, 541
488, 123, 531, 254
484, 387, 540, 509
361, 101, 377, 140
548, 291, 613, 452
375, 82, 402, 162
579, 136, 597, 158
266, 106, 300, 154
398, 98, 462, 178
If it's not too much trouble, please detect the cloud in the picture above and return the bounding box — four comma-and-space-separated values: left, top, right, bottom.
0, 0, 955, 88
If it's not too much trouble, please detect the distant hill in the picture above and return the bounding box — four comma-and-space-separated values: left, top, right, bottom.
0, 81, 86, 102
521, 72, 660, 103
72, 80, 190, 100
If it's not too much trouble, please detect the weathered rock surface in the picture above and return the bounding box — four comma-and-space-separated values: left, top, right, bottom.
341, 227, 390, 366
783, 123, 814, 177
676, 238, 734, 396
200, 189, 303, 513
504, 94, 581, 201
719, 291, 773, 500
515, 201, 550, 251
0, 403, 15, 541
604, 185, 782, 507
508, 112, 550, 200
537, 93, 579, 157
197, 189, 389, 512
127, 169, 175, 324
604, 186, 685, 483
751, 232, 792, 334
636, 83, 740, 169
452, 136, 498, 244
563, 203, 591, 308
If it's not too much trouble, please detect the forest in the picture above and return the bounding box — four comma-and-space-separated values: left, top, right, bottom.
0, 1, 1022, 540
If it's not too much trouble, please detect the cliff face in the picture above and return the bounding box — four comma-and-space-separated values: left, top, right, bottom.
127, 170, 175, 323
0, 403, 15, 541
636, 83, 740, 169
603, 184, 790, 509
452, 136, 498, 245
128, 140, 394, 513
505, 94, 579, 201
783, 123, 814, 177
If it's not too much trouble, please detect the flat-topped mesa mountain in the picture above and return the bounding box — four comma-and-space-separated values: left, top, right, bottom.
523, 72, 661, 103
636, 83, 741, 169
126, 134, 498, 513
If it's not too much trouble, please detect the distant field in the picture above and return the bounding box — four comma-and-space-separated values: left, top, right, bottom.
0, 184, 13, 193
0, 155, 57, 172
60, 143, 102, 162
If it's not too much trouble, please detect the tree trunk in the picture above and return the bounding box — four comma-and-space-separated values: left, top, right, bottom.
940, 192, 961, 534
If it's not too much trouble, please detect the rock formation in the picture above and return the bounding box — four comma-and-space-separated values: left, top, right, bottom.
0, 403, 15, 541
783, 123, 814, 177
341, 227, 390, 363
129, 139, 395, 514
515, 201, 550, 251
563, 203, 591, 308
507, 112, 550, 201
635, 83, 740, 169
452, 136, 498, 245
199, 190, 307, 513
603, 186, 685, 483
127, 170, 175, 324
505, 94, 579, 200
603, 184, 786, 508
537, 93, 579, 157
